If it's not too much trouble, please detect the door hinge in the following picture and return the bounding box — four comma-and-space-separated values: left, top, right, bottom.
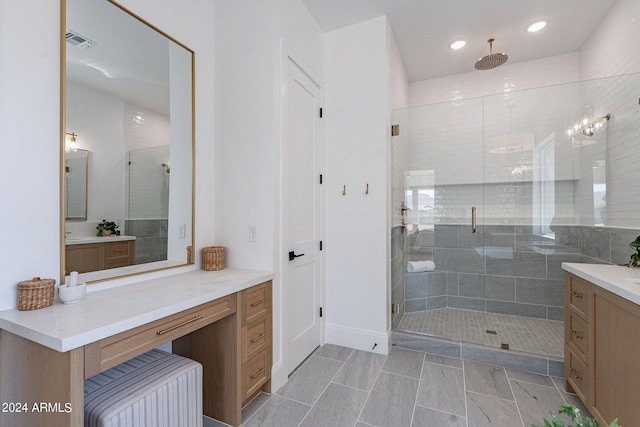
319, 107, 323, 118
319, 307, 323, 317
319, 174, 323, 184
320, 240, 323, 251
391, 124, 400, 136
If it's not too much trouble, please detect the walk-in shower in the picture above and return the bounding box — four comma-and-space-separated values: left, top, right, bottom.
391, 72, 640, 363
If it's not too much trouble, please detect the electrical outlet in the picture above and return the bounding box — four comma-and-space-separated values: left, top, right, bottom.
249, 226, 257, 242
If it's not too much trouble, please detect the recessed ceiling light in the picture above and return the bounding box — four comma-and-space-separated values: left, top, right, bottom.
527, 21, 547, 32
450, 40, 466, 50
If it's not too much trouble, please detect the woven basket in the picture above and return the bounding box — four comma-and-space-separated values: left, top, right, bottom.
202, 246, 225, 271
18, 277, 56, 311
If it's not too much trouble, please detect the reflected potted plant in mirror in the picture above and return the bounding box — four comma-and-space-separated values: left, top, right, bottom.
96, 219, 120, 237
626, 235, 640, 267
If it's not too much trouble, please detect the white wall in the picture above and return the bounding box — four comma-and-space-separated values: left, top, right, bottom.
324, 16, 390, 354
0, 0, 215, 310
214, 0, 324, 390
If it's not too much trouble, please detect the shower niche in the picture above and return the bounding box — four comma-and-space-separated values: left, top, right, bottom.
390, 72, 640, 360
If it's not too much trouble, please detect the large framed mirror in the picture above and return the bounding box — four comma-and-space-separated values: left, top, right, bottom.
62, 0, 195, 283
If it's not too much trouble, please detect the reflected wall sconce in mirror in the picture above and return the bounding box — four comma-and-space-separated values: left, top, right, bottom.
65, 132, 78, 152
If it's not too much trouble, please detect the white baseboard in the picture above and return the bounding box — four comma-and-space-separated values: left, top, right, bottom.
325, 323, 390, 355
270, 360, 286, 391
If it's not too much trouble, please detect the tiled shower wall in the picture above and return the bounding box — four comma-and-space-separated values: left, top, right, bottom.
125, 219, 168, 264
397, 224, 640, 322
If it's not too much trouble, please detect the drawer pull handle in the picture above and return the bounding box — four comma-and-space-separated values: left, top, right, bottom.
156, 315, 203, 335
570, 329, 583, 339
250, 333, 266, 343
570, 368, 582, 380
250, 367, 265, 379
250, 299, 265, 307
113, 249, 126, 252
569, 290, 583, 298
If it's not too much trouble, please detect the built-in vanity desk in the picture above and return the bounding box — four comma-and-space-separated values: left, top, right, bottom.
65, 235, 136, 274
562, 263, 640, 427
0, 268, 273, 427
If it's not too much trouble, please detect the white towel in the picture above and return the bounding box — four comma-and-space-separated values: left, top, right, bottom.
407, 260, 435, 273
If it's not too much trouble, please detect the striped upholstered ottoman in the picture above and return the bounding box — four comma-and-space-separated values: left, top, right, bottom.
84, 349, 203, 427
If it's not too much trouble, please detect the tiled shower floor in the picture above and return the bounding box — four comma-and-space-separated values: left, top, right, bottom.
398, 308, 564, 358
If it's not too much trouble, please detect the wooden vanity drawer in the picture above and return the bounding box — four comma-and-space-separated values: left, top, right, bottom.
106, 241, 132, 259
84, 294, 236, 378
242, 316, 271, 363
566, 310, 588, 360
566, 273, 588, 317
242, 348, 271, 402
242, 281, 271, 325
566, 348, 589, 404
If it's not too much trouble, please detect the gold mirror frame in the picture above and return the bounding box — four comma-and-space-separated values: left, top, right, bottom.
60, 0, 196, 284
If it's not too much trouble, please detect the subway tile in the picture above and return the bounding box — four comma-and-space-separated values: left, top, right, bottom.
459, 225, 483, 250
547, 253, 581, 280
547, 306, 564, 321
516, 278, 563, 306
434, 225, 459, 248
458, 273, 484, 298
405, 274, 427, 299
434, 248, 485, 273
446, 272, 460, 296
486, 251, 547, 278
483, 225, 516, 249
484, 275, 516, 302
405, 298, 426, 312
427, 295, 447, 309
426, 272, 447, 296
580, 226, 611, 262
448, 296, 485, 311
486, 300, 546, 319
611, 227, 640, 265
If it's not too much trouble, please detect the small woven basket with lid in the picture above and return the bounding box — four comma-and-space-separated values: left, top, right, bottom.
18, 277, 56, 310
202, 246, 225, 271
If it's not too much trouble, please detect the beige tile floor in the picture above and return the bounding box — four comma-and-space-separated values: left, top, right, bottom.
398, 308, 564, 357
205, 344, 589, 427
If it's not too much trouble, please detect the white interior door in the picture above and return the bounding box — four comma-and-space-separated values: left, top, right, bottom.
284, 58, 322, 375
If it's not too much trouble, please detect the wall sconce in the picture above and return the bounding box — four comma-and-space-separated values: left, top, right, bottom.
65, 132, 78, 152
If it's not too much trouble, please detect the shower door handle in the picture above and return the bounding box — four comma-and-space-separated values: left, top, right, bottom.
471, 207, 477, 233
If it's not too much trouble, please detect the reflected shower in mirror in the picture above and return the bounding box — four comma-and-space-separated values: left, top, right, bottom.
65, 148, 88, 220
63, 0, 194, 283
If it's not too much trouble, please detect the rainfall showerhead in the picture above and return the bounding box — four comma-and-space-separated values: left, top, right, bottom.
474, 38, 508, 70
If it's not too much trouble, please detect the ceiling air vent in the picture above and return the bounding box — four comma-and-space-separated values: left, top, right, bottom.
65, 30, 95, 49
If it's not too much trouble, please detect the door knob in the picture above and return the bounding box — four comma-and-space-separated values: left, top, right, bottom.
288, 251, 305, 261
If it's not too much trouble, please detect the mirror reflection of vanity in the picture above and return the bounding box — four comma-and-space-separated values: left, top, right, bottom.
63, 0, 195, 282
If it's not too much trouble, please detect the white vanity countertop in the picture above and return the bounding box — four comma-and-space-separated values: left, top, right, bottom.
0, 268, 274, 352
562, 262, 640, 305
65, 235, 136, 245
